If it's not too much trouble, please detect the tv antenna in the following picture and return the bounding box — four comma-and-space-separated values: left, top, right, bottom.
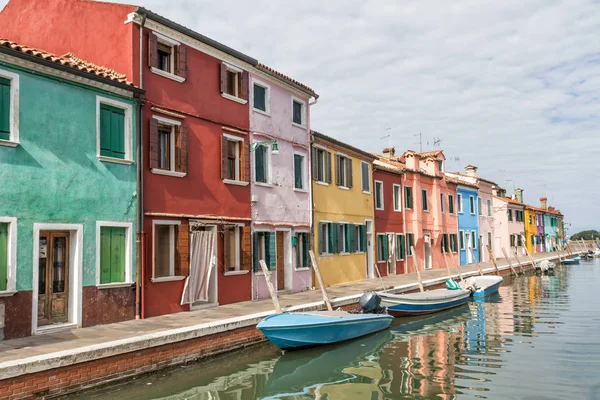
428, 137, 442, 149
414, 132, 422, 152
449, 156, 460, 169
381, 127, 392, 150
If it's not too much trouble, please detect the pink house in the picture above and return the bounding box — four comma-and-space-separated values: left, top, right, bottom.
248, 66, 318, 299
492, 188, 526, 258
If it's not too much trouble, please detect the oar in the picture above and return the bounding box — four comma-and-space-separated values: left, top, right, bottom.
410, 246, 424, 292
501, 247, 518, 276
259, 260, 281, 313
448, 248, 465, 282
309, 250, 333, 312
468, 247, 484, 276
486, 245, 501, 276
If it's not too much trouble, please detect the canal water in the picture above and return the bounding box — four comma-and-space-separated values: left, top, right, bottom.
69, 259, 600, 399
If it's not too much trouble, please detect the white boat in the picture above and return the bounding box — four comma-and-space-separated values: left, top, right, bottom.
462, 276, 503, 298
536, 260, 556, 274
378, 289, 471, 317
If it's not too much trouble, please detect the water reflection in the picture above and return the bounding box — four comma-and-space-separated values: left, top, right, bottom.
69, 261, 600, 400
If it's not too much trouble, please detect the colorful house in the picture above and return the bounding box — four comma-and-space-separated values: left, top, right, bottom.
492, 188, 526, 258
535, 210, 545, 253
444, 174, 479, 266
0, 40, 143, 338
524, 205, 537, 254
249, 66, 317, 299
311, 131, 375, 286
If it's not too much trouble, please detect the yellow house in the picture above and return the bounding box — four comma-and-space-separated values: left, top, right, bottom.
311, 131, 376, 286
524, 206, 537, 254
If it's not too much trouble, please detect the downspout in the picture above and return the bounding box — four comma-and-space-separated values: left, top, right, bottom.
308, 96, 318, 289
136, 14, 147, 320
401, 172, 408, 274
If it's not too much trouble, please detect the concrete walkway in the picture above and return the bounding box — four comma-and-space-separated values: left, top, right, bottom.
0, 250, 577, 379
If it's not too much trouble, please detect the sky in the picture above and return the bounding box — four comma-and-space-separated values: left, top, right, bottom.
1, 0, 598, 234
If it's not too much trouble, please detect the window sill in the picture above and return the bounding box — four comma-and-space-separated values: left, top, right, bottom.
224, 270, 250, 276
0, 290, 17, 298
98, 155, 134, 165
355, 251, 365, 255
150, 67, 186, 83
293, 188, 308, 193
253, 108, 271, 117
316, 181, 329, 186
294, 267, 310, 272
224, 179, 249, 186
255, 182, 274, 188
222, 93, 248, 104
339, 252, 351, 256
151, 276, 186, 283
423, 210, 430, 213
319, 253, 333, 258
292, 122, 306, 129
0, 139, 19, 148
362, 191, 371, 195
394, 209, 402, 213
151, 169, 187, 178
338, 186, 349, 191
96, 282, 134, 290
375, 207, 384, 211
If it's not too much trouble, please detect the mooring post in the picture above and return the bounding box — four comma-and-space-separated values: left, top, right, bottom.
448, 248, 465, 281
410, 246, 424, 292
468, 247, 484, 276
521, 235, 538, 268
501, 247, 518, 276
486, 245, 501, 276
309, 250, 334, 312
442, 249, 455, 281
512, 246, 525, 274
259, 260, 282, 313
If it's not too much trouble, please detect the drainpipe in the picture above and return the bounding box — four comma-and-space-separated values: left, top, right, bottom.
136, 14, 147, 320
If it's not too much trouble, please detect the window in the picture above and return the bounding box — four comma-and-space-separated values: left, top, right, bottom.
221, 134, 248, 183
508, 209, 513, 222
253, 80, 270, 113
404, 186, 413, 209
153, 221, 181, 279
0, 222, 8, 291
254, 144, 270, 184
437, 160, 444, 172
361, 162, 370, 193
339, 224, 350, 253
97, 97, 133, 163
471, 231, 477, 249
469, 196, 475, 214
224, 226, 242, 272
448, 194, 455, 214
478, 198, 482, 216
457, 194, 463, 213
319, 223, 331, 255
487, 232, 492, 251
0, 69, 19, 146
157, 42, 173, 73
312, 147, 332, 183
441, 233, 450, 253
0, 218, 17, 292
394, 185, 401, 212
510, 234, 516, 247
406, 233, 415, 256
253, 232, 276, 271
515, 210, 524, 222
292, 98, 305, 126
459, 231, 465, 250
487, 199, 492, 216
375, 181, 384, 210
396, 234, 405, 261
422, 189, 429, 212
377, 234, 388, 262
335, 154, 353, 188
99, 226, 127, 284
296, 232, 310, 269
355, 224, 367, 253
292, 153, 306, 190
450, 234, 458, 253
517, 235, 523, 247
149, 33, 187, 82
531, 234, 535, 246
440, 193, 445, 213
529, 215, 533, 225
151, 116, 187, 176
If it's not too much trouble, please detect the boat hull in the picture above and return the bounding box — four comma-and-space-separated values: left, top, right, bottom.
469, 276, 504, 298
562, 257, 580, 265
257, 311, 394, 350
379, 289, 471, 317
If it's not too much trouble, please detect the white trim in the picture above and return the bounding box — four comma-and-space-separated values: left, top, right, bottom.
151, 169, 187, 178
293, 150, 308, 191
96, 95, 133, 163
312, 143, 327, 151
223, 179, 249, 186
375, 180, 384, 210
152, 220, 182, 280
448, 194, 455, 214
440, 192, 445, 214
223, 270, 250, 276
154, 31, 180, 46
97, 156, 134, 165
96, 282, 134, 290
224, 225, 242, 273
360, 161, 371, 194
0, 68, 20, 146
338, 185, 349, 191
32, 223, 83, 334
223, 133, 244, 142
152, 115, 182, 126
253, 141, 272, 185
457, 193, 464, 213
393, 184, 402, 212
291, 96, 306, 127
422, 188, 429, 212
151, 276, 186, 283
0, 217, 17, 294
469, 195, 476, 215
221, 92, 248, 105
335, 151, 350, 159
223, 134, 243, 182
395, 233, 405, 261
223, 62, 243, 73
459, 230, 466, 250
95, 221, 134, 286
316, 181, 329, 186
251, 78, 271, 115
150, 67, 186, 83
404, 185, 413, 210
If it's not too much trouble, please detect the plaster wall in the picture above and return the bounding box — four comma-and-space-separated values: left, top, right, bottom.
373, 169, 404, 276
477, 181, 495, 262
457, 186, 480, 265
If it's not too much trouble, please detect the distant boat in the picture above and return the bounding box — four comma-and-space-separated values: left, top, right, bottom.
256, 311, 393, 350
463, 276, 504, 298
536, 260, 556, 274
378, 288, 471, 317
593, 249, 600, 258
561, 256, 580, 265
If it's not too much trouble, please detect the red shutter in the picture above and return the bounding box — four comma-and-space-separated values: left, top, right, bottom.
175, 45, 188, 79
149, 118, 159, 169
221, 136, 229, 180
220, 63, 227, 94
241, 140, 250, 182
222, 226, 229, 273
176, 125, 188, 173
241, 225, 251, 271
148, 33, 158, 69
240, 70, 249, 100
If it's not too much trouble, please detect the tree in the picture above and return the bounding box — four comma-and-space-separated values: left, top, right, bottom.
570, 230, 600, 240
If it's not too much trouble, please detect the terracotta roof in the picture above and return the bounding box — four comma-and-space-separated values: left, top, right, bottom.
493, 195, 525, 207
0, 39, 137, 88
373, 157, 405, 175
444, 173, 479, 189
418, 150, 444, 159
311, 131, 376, 161
257, 63, 316, 97
444, 176, 461, 186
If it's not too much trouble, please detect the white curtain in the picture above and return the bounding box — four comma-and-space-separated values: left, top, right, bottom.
181, 230, 216, 305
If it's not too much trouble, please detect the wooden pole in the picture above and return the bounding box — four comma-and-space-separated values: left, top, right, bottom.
442, 250, 454, 281
448, 248, 464, 282
501, 247, 518, 276
511, 246, 525, 274
309, 250, 333, 311
259, 260, 281, 313
521, 235, 538, 268
410, 246, 424, 292
486, 245, 501, 276
374, 261, 386, 291
468, 247, 484, 276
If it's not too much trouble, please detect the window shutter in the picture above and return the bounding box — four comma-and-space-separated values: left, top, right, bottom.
110, 228, 126, 283
240, 71, 249, 100
349, 225, 356, 252
111, 108, 125, 159
220, 62, 228, 94
268, 233, 277, 270
149, 118, 160, 169
148, 33, 158, 68
99, 106, 112, 157
360, 225, 367, 252
255, 146, 266, 183
303, 234, 310, 267
294, 154, 303, 189
221, 136, 229, 180
252, 232, 259, 272
400, 235, 406, 259
177, 223, 189, 277
325, 151, 332, 183
175, 45, 187, 79
337, 224, 344, 253
223, 227, 230, 273
100, 228, 112, 284
347, 160, 353, 188
329, 223, 337, 254
0, 223, 8, 291
335, 155, 340, 186
0, 77, 10, 140
241, 225, 251, 271
319, 224, 325, 254
311, 147, 317, 181
175, 125, 188, 173
240, 141, 250, 182
382, 236, 389, 260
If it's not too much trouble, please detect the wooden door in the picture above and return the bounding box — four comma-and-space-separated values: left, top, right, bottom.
38, 232, 69, 326
276, 232, 285, 290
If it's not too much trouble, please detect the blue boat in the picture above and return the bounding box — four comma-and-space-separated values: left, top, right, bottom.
378, 289, 471, 317
256, 311, 394, 350
561, 256, 580, 265
464, 276, 504, 298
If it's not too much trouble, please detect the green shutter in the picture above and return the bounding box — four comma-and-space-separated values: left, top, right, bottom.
295, 233, 300, 267
255, 146, 266, 183
0, 77, 10, 141
360, 225, 367, 252
349, 225, 356, 252
110, 108, 125, 159
0, 223, 8, 291
329, 223, 338, 253
252, 232, 260, 271
383, 235, 389, 260
303, 233, 310, 268
400, 235, 406, 260
319, 224, 325, 254
110, 228, 126, 283
268, 232, 277, 270
294, 154, 303, 189
100, 227, 112, 284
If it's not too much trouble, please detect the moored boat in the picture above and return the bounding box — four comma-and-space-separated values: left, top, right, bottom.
463, 276, 504, 298
561, 256, 580, 265
256, 311, 394, 350
378, 289, 471, 317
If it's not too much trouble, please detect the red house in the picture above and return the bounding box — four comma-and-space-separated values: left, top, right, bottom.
0, 0, 309, 317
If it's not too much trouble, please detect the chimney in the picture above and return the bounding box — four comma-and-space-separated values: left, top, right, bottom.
493, 187, 506, 198
515, 188, 523, 203
382, 147, 395, 159
540, 197, 548, 210
465, 164, 478, 177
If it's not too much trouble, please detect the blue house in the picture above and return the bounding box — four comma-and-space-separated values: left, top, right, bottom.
456, 184, 480, 265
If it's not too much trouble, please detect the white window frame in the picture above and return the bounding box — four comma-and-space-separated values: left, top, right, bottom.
404, 185, 413, 210
150, 115, 186, 177
457, 193, 463, 213
459, 230, 466, 250
319, 221, 331, 255
396, 233, 405, 261
339, 222, 350, 255
221, 62, 247, 104
440, 193, 445, 214
393, 184, 401, 212
0, 68, 19, 147
225, 225, 243, 272
251, 78, 271, 115
487, 199, 492, 217
478, 197, 482, 216
471, 230, 477, 249
95, 221, 134, 288
0, 217, 17, 295
448, 194, 455, 214
253, 141, 273, 186
293, 151, 307, 192
151, 220, 183, 282
96, 96, 133, 165
295, 231, 311, 270
422, 189, 429, 212
336, 152, 351, 189
353, 223, 365, 254
223, 133, 244, 184
469, 195, 476, 215
314, 145, 328, 185
406, 233, 414, 256
375, 180, 384, 210
291, 96, 306, 128
150, 33, 185, 83
376, 233, 387, 262
361, 161, 370, 194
